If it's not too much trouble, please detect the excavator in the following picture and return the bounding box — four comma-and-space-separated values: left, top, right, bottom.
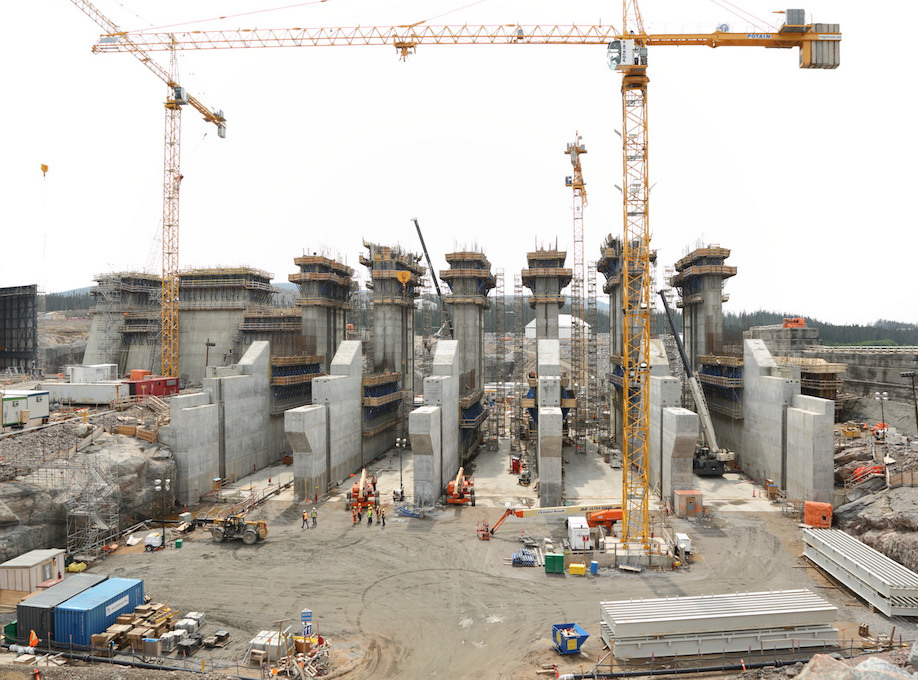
446, 467, 475, 506
658, 291, 735, 477
478, 502, 621, 539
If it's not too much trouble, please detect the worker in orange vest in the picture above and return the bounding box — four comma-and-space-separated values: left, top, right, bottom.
301, 509, 308, 529
352, 507, 358, 525
29, 630, 39, 647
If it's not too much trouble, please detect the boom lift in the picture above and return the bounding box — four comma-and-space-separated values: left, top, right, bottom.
346, 469, 377, 509
658, 290, 734, 476
480, 502, 621, 538
445, 467, 475, 506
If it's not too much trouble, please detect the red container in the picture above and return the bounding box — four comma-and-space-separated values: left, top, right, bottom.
124, 376, 179, 397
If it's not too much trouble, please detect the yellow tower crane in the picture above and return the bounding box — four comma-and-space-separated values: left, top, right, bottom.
92, 8, 840, 544
564, 133, 588, 453
70, 0, 226, 378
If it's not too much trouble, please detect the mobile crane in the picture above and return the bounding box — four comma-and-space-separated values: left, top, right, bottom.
413, 218, 452, 339
658, 291, 734, 476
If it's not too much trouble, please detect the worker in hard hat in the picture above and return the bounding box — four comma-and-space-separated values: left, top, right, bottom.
301, 509, 308, 529
367, 505, 373, 526
310, 506, 317, 528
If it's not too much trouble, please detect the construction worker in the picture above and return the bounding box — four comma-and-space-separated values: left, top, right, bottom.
311, 506, 317, 527
380, 507, 386, 528
367, 505, 373, 526
302, 509, 308, 529
352, 507, 358, 525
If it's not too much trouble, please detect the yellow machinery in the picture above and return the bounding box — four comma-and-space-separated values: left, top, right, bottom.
90, 7, 840, 547
210, 514, 268, 545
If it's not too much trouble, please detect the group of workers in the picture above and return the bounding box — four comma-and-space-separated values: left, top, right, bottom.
352, 503, 386, 528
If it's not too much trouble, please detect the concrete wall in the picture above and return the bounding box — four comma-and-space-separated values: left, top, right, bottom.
741, 340, 797, 485
160, 341, 272, 504
82, 314, 124, 367
314, 341, 363, 478
787, 395, 834, 504
301, 306, 346, 374
661, 407, 698, 505
537, 407, 563, 506
430, 340, 460, 477
805, 349, 918, 401
739, 339, 834, 503
179, 310, 244, 384
410, 406, 442, 506
285, 406, 327, 502
286, 341, 363, 502
215, 341, 271, 479
648, 376, 682, 492
159, 392, 219, 504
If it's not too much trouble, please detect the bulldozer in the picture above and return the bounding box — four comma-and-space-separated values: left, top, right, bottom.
210, 514, 268, 545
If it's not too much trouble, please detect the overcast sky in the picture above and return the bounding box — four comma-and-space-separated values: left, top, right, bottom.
4, 1, 913, 326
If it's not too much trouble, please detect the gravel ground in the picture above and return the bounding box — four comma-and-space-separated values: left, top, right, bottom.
0, 442, 914, 679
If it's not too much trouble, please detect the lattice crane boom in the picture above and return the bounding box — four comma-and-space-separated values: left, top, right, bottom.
71, 0, 226, 378
92, 22, 840, 56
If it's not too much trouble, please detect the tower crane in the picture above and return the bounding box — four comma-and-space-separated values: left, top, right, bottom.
565, 133, 588, 452
70, 0, 226, 378
91, 7, 840, 545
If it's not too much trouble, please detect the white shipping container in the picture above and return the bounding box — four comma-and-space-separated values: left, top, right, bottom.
4, 390, 50, 421
48, 382, 129, 405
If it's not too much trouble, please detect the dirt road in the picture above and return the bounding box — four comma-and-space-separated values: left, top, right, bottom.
86, 443, 913, 680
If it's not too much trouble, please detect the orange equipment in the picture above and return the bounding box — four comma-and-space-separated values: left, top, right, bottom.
803, 501, 832, 528
783, 318, 806, 328
483, 503, 621, 539
346, 469, 377, 509
446, 467, 475, 506
585, 508, 623, 530
476, 521, 491, 540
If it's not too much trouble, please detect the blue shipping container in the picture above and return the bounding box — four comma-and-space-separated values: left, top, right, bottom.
54, 578, 143, 647
16, 573, 107, 645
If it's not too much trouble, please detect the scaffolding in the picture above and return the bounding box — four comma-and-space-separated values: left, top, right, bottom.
178, 266, 276, 310
494, 269, 506, 439
586, 261, 599, 442
30, 446, 120, 560
511, 273, 525, 452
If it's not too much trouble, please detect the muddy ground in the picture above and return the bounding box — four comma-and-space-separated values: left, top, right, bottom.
2, 440, 908, 680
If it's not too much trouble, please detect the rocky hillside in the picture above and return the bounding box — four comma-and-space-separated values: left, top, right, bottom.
0, 420, 176, 563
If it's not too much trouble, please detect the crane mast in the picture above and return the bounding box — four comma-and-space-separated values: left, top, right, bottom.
565, 134, 588, 450
70, 0, 226, 378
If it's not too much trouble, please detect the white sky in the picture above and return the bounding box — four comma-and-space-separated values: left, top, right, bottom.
4, 1, 913, 326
